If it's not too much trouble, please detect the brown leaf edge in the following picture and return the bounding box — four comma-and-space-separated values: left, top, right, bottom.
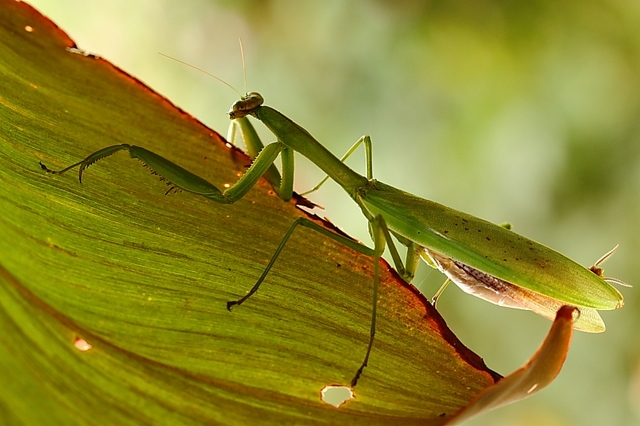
446, 305, 576, 424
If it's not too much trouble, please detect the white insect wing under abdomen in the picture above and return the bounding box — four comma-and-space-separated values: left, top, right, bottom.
422, 248, 528, 310
420, 248, 606, 333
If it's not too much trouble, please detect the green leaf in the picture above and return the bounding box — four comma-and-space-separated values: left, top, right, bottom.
0, 2, 573, 424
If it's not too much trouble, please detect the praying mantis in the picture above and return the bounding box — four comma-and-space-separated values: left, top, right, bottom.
40, 85, 627, 389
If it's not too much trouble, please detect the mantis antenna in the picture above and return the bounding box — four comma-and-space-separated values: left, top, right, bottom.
157, 52, 242, 98
239, 38, 248, 96
159, 38, 249, 97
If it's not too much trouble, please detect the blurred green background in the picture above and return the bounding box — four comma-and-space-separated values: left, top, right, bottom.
24, 1, 640, 424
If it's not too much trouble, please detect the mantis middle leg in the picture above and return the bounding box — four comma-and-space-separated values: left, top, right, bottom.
300, 135, 373, 196
226, 212, 410, 387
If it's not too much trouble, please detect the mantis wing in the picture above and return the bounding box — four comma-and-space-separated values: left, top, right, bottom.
360, 181, 623, 312
423, 248, 606, 332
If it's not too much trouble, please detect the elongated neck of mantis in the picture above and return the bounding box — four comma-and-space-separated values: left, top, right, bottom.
254, 106, 369, 192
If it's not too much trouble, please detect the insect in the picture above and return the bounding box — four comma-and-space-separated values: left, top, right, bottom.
40, 88, 626, 388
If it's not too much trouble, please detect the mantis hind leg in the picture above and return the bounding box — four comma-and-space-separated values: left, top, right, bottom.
431, 278, 452, 307
349, 214, 388, 387
350, 214, 425, 387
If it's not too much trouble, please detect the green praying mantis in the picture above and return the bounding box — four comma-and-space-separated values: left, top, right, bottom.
40, 74, 627, 389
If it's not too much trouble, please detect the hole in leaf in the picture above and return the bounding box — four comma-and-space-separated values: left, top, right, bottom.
320, 385, 353, 407
73, 337, 92, 352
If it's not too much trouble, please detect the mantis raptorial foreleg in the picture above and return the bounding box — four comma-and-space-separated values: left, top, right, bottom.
228, 117, 294, 201
157, 53, 295, 199
40, 142, 284, 204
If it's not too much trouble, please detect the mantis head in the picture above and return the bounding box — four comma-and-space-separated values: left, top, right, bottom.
228, 92, 264, 119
